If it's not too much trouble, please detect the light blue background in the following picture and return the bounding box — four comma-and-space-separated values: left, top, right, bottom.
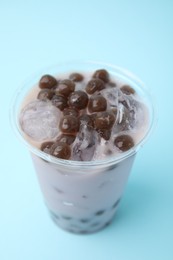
0, 0, 173, 259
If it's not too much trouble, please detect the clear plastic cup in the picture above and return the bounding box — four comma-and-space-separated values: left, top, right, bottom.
10, 61, 155, 234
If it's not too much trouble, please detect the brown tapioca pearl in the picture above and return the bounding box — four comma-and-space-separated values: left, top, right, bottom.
51, 94, 68, 111
63, 108, 79, 117
97, 129, 111, 140
53, 187, 64, 194
61, 215, 72, 220
55, 79, 75, 97
56, 134, 76, 145
90, 222, 100, 227
90, 113, 97, 121
79, 114, 94, 128
39, 74, 57, 89
69, 72, 84, 82
59, 115, 79, 134
103, 221, 112, 228
80, 219, 90, 223
94, 111, 116, 130
82, 195, 88, 199
120, 85, 135, 95
88, 95, 107, 113
50, 142, 71, 159
95, 210, 105, 216
112, 198, 121, 209
69, 91, 88, 110
114, 135, 134, 152
37, 89, 54, 101
93, 69, 109, 83
85, 79, 105, 94
40, 141, 54, 154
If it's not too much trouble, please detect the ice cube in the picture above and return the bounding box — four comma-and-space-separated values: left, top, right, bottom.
112, 91, 140, 132
20, 100, 60, 141
72, 125, 99, 161
101, 87, 119, 108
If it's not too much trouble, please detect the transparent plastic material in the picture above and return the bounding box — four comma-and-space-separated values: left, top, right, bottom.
10, 61, 156, 234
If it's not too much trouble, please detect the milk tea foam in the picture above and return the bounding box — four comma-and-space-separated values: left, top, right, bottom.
18, 68, 150, 234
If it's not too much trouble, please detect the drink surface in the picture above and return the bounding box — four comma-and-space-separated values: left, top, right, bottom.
19, 69, 149, 161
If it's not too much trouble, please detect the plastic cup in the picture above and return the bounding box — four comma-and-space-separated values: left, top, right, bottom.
10, 61, 155, 234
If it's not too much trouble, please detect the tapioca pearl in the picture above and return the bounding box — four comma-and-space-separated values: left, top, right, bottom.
56, 133, 76, 145
80, 219, 90, 223
85, 79, 105, 94
112, 198, 121, 209
40, 141, 54, 154
50, 142, 71, 159
69, 225, 81, 232
39, 74, 57, 89
53, 186, 64, 194
120, 85, 135, 95
90, 112, 97, 122
51, 94, 68, 111
69, 72, 84, 82
63, 107, 79, 117
61, 215, 72, 220
88, 95, 107, 113
103, 220, 112, 228
90, 222, 101, 227
82, 195, 88, 199
97, 129, 111, 140
95, 210, 105, 216
59, 115, 79, 134
55, 79, 75, 97
94, 111, 116, 130
114, 135, 134, 152
69, 91, 88, 110
37, 89, 54, 100
79, 114, 94, 128
98, 180, 110, 189
93, 69, 109, 83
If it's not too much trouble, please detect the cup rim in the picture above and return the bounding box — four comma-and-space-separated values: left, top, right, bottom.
10, 60, 156, 168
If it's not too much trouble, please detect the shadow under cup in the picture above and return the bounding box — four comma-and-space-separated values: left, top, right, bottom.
10, 61, 156, 234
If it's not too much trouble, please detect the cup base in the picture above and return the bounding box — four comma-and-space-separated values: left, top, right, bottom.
50, 213, 114, 234
48, 203, 120, 234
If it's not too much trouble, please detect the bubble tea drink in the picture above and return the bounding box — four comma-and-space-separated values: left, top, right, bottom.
12, 62, 155, 234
